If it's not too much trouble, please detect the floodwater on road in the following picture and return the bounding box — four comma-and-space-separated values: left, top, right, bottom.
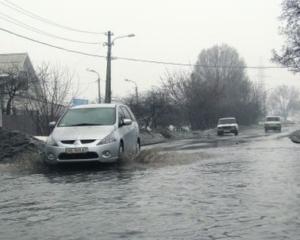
0, 129, 300, 240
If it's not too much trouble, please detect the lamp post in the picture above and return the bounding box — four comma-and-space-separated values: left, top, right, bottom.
104, 31, 135, 103
124, 78, 138, 104
262, 88, 274, 115
86, 68, 101, 103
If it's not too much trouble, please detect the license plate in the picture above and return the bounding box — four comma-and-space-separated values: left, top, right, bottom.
65, 147, 88, 154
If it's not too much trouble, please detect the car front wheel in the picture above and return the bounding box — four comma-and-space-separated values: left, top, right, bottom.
135, 140, 141, 155
118, 143, 125, 161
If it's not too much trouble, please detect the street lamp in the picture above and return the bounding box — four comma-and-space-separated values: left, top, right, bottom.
86, 68, 101, 103
104, 31, 135, 103
124, 78, 138, 104
112, 34, 135, 44
262, 88, 274, 116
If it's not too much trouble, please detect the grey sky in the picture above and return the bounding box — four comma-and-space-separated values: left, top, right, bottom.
0, 0, 299, 101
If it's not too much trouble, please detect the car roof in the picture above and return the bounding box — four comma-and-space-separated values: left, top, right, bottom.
218, 117, 236, 120
70, 103, 122, 109
266, 116, 280, 118
266, 116, 281, 119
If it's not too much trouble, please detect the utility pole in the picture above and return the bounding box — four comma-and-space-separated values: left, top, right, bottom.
97, 75, 101, 103
0, 74, 9, 129
104, 31, 135, 103
105, 31, 112, 103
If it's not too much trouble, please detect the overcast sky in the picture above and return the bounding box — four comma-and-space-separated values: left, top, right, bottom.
0, 0, 299, 101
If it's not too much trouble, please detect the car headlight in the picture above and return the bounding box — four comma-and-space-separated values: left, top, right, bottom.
97, 132, 117, 145
46, 135, 58, 146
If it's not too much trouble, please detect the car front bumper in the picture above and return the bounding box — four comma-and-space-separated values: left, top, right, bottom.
44, 141, 120, 164
217, 127, 237, 133
265, 124, 281, 130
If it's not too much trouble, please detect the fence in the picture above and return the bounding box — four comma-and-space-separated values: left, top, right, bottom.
3, 114, 38, 135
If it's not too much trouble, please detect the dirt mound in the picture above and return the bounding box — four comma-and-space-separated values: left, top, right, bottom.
0, 129, 44, 163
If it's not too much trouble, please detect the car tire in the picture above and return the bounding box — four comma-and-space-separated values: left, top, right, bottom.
136, 140, 141, 154
265, 128, 268, 133
234, 131, 238, 136
118, 142, 125, 161
217, 131, 223, 136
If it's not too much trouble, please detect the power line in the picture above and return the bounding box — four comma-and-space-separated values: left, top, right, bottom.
115, 56, 288, 69
0, 12, 101, 45
0, 0, 105, 35
0, 27, 107, 58
0, 27, 289, 70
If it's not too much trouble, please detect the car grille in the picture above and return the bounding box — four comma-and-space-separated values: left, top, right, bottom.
61, 140, 75, 144
60, 139, 96, 145
58, 152, 99, 160
81, 139, 96, 144
221, 126, 233, 130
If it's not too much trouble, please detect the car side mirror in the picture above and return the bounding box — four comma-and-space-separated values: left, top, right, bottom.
122, 119, 132, 126
49, 121, 56, 128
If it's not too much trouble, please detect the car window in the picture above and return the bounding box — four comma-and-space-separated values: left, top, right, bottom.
125, 106, 137, 121
58, 107, 116, 127
121, 106, 132, 120
218, 118, 237, 124
266, 117, 280, 121
118, 107, 126, 122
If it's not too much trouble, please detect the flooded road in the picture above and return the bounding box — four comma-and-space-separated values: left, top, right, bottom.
1, 126, 300, 239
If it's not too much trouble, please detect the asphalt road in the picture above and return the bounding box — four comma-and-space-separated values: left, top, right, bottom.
0, 124, 299, 239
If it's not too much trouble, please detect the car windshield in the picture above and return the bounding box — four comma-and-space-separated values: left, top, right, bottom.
58, 107, 116, 127
266, 117, 280, 122
218, 118, 236, 124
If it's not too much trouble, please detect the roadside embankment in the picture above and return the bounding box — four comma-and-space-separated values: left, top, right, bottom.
140, 128, 216, 146
0, 129, 44, 163
289, 130, 300, 143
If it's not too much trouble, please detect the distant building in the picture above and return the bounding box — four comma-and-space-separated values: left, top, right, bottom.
0, 53, 42, 134
0, 53, 41, 115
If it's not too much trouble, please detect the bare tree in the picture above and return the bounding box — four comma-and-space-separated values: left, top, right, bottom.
272, 0, 300, 72
188, 44, 261, 128
25, 63, 75, 135
267, 85, 300, 120
0, 64, 29, 115
124, 87, 178, 129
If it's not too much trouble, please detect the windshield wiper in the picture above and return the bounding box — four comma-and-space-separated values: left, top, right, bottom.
68, 123, 102, 126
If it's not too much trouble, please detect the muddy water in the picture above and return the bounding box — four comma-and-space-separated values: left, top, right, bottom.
1, 135, 300, 240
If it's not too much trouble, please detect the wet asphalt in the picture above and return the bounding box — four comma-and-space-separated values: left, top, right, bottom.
0, 125, 300, 240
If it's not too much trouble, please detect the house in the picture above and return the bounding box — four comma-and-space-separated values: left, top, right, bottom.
0, 53, 41, 134
0, 53, 40, 115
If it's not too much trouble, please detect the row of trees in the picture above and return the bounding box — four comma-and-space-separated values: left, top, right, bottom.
124, 0, 300, 129
125, 44, 267, 130
3, 0, 300, 135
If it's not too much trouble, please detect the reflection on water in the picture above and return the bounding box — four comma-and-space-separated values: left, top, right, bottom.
0, 139, 300, 240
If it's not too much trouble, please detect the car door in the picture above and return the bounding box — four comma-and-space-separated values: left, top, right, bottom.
120, 106, 136, 152
117, 106, 132, 153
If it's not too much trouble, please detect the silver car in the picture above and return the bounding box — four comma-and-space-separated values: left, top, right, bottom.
44, 103, 140, 164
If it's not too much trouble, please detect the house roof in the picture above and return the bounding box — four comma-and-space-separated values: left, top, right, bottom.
0, 53, 30, 72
